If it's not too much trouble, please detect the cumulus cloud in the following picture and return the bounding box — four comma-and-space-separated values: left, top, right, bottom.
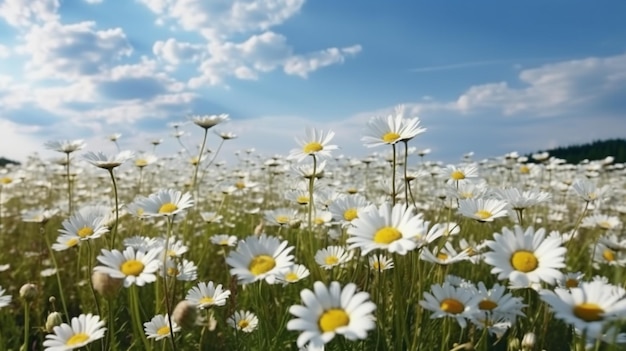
0, 0, 59, 28
284, 45, 362, 78
153, 38, 204, 65
0, 44, 10, 58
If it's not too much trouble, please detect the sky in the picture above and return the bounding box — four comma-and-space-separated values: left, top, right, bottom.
1, 0, 626, 164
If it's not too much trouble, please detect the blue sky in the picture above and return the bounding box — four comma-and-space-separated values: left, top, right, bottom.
1, 0, 625, 163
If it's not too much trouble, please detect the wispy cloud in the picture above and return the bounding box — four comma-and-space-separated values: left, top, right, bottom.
409, 57, 562, 73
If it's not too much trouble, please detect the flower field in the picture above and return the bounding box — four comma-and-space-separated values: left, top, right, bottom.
0, 110, 625, 351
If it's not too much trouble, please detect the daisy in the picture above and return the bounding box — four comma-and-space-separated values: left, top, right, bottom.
94, 246, 161, 287
21, 208, 58, 223
43, 313, 106, 351
581, 214, 622, 231
443, 164, 479, 183
314, 246, 354, 270
200, 212, 223, 224
58, 211, 109, 242
361, 105, 426, 147
457, 198, 509, 222
420, 242, 471, 265
539, 280, 626, 338
144, 314, 181, 340
264, 208, 300, 227
129, 189, 194, 217
44, 139, 86, 154
226, 234, 295, 285
368, 254, 394, 272
0, 286, 10, 309
346, 203, 424, 256
228, 310, 259, 333
191, 114, 229, 130
287, 281, 376, 350
210, 234, 238, 247
83, 151, 134, 170
186, 281, 231, 308
51, 234, 80, 251
493, 187, 552, 210
483, 225, 566, 287
276, 264, 311, 285
419, 282, 481, 328
327, 194, 370, 225
471, 282, 526, 321
570, 179, 610, 203
288, 127, 338, 162
161, 258, 198, 281
134, 153, 158, 168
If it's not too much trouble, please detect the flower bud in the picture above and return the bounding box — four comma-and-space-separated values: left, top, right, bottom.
522, 332, 536, 350
172, 300, 198, 329
92, 271, 123, 298
19, 283, 38, 302
45, 312, 63, 332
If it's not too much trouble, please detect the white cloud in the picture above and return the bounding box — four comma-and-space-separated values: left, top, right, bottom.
0, 44, 10, 58
0, 0, 59, 28
0, 119, 43, 161
18, 21, 132, 80
284, 45, 362, 78
152, 38, 204, 65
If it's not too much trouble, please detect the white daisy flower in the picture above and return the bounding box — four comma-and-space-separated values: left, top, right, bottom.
51, 234, 80, 251
129, 189, 194, 217
347, 203, 424, 256
287, 281, 376, 350
368, 254, 394, 272
191, 114, 229, 130
471, 282, 526, 321
210, 234, 238, 247
144, 314, 181, 340
539, 280, 626, 338
493, 187, 551, 210
43, 313, 106, 351
419, 281, 481, 328
58, 210, 109, 242
83, 150, 134, 170
314, 246, 354, 270
44, 139, 86, 154
0, 286, 11, 309
186, 281, 231, 308
361, 105, 426, 147
570, 179, 610, 203
276, 264, 311, 285
228, 310, 259, 333
483, 225, 566, 287
420, 242, 471, 265
161, 258, 198, 282
327, 194, 370, 225
288, 127, 338, 162
94, 246, 161, 287
226, 234, 295, 285
457, 198, 509, 222
443, 164, 479, 183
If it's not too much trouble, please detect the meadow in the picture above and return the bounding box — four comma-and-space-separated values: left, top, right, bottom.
0, 112, 625, 351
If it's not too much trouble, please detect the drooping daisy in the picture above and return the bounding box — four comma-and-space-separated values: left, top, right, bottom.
186, 281, 231, 308
94, 246, 161, 287
191, 114, 229, 130
483, 225, 566, 287
228, 310, 259, 333
314, 246, 354, 270
129, 189, 194, 217
44, 139, 86, 154
288, 127, 338, 162
276, 264, 311, 285
419, 282, 481, 328
83, 150, 134, 170
420, 242, 471, 265
0, 286, 11, 309
43, 313, 106, 351
144, 314, 181, 340
361, 105, 426, 147
226, 234, 295, 285
539, 280, 626, 338
347, 203, 424, 255
287, 281, 376, 350
457, 198, 509, 222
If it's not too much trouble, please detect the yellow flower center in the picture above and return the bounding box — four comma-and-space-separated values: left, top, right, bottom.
474, 210, 492, 220
315, 218, 325, 225
296, 195, 310, 205
510, 250, 538, 272
275, 215, 290, 224
565, 278, 579, 288
374, 227, 402, 244
346, 188, 358, 194
120, 259, 145, 276
478, 299, 498, 311
167, 267, 179, 276
66, 332, 89, 346
451, 170, 465, 180
199, 297, 214, 305
437, 253, 449, 260
235, 181, 246, 189
319, 309, 350, 332
325, 256, 339, 266
77, 226, 94, 238
519, 165, 530, 174
238, 320, 250, 329
159, 202, 178, 214
372, 261, 381, 270
0, 177, 12, 185
573, 303, 604, 322
67, 238, 79, 247
190, 157, 200, 165
460, 192, 473, 199
135, 159, 148, 167
166, 249, 177, 257
285, 272, 299, 282
219, 240, 229, 246
249, 255, 276, 276
303, 142, 323, 154
440, 298, 465, 314
343, 208, 358, 221
157, 325, 170, 336
603, 249, 615, 262
598, 221, 612, 230
382, 132, 400, 143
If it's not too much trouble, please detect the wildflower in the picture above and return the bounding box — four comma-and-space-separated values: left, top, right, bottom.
43, 314, 106, 350
172, 300, 198, 329
314, 246, 353, 270
368, 254, 394, 272
0, 286, 10, 309
134, 154, 158, 168
144, 314, 180, 340
186, 282, 231, 308
94, 246, 161, 287
276, 264, 311, 285
493, 187, 551, 210
19, 283, 38, 301
420, 242, 471, 265
44, 139, 86, 154
471, 282, 526, 321
419, 281, 480, 328
228, 311, 259, 333
483, 225, 566, 287
83, 150, 134, 170
443, 164, 479, 183
58, 211, 109, 242
570, 179, 610, 203
91, 271, 123, 298
191, 114, 229, 130
458, 198, 509, 222
327, 194, 370, 225
210, 234, 238, 247
129, 189, 194, 217
287, 281, 376, 350
226, 234, 295, 285
361, 105, 426, 147
288, 127, 338, 162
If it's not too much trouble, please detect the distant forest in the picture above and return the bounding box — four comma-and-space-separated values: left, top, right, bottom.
529, 139, 626, 164
0, 157, 19, 167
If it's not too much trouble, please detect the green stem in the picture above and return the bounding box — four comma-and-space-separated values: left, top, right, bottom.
22, 301, 30, 351
130, 285, 151, 350
391, 143, 397, 206
66, 152, 72, 214
163, 217, 178, 351
108, 169, 120, 249
192, 128, 209, 193
43, 226, 69, 320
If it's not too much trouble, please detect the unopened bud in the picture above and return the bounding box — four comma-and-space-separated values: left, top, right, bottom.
92, 271, 123, 298
172, 300, 198, 329
19, 283, 38, 302
522, 332, 536, 350
45, 312, 63, 332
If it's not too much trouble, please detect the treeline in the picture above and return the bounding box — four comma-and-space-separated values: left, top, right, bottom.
0, 157, 20, 167
530, 138, 626, 164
